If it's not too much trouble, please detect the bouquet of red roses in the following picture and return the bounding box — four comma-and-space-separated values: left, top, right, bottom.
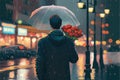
62, 24, 83, 40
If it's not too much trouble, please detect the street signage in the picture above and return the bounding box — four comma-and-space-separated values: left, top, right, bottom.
2, 26, 15, 34
18, 28, 27, 36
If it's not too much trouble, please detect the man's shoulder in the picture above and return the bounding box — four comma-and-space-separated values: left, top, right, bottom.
38, 37, 48, 44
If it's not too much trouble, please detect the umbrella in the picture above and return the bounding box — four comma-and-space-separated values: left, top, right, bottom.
28, 5, 80, 30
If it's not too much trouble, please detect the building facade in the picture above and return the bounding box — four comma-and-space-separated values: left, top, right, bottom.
0, 0, 39, 23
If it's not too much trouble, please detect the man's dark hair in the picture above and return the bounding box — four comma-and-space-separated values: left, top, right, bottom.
49, 15, 62, 29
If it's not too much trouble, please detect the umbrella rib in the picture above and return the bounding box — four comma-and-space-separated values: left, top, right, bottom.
40, 8, 52, 25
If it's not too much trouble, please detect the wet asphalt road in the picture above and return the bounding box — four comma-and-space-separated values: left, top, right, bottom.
0, 57, 37, 80
0, 53, 119, 80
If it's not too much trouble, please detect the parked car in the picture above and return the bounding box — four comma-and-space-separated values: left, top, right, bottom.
0, 45, 8, 48
0, 45, 15, 60
8, 44, 37, 58
0, 44, 37, 60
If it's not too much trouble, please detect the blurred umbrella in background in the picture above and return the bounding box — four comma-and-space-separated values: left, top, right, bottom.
28, 5, 80, 30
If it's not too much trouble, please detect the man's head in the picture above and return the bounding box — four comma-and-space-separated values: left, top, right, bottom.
49, 15, 62, 29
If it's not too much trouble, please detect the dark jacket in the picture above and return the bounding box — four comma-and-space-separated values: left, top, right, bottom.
36, 30, 78, 80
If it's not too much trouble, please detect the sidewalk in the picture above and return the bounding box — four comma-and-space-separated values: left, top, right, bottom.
70, 64, 120, 80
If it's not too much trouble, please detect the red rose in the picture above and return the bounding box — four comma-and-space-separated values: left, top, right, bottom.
62, 24, 83, 40
68, 33, 73, 37
66, 29, 72, 33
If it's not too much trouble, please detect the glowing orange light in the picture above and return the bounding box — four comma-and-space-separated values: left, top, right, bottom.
102, 41, 106, 45
108, 38, 113, 43
89, 37, 92, 40
19, 46, 24, 50
83, 43, 86, 47
90, 31, 94, 34
102, 30, 106, 34
116, 40, 120, 45
36, 34, 40, 37
20, 37, 24, 40
106, 31, 109, 34
105, 23, 109, 27
102, 24, 105, 28
90, 20, 95, 25
32, 38, 37, 43
103, 50, 108, 54
0, 27, 2, 31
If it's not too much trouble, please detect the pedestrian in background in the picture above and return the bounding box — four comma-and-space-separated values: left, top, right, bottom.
36, 15, 78, 80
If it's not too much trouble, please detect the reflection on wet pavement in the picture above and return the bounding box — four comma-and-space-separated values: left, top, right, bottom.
0, 53, 119, 80
9, 71, 15, 79
17, 69, 29, 80
0, 58, 37, 80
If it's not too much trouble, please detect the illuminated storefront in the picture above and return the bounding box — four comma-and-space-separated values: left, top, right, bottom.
17, 28, 31, 48
0, 22, 16, 46
0, 22, 49, 49
17, 25, 49, 49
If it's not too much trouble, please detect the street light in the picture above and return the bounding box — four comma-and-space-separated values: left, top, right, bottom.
100, 13, 105, 18
77, 1, 85, 9
104, 9, 110, 14
78, 0, 91, 79
88, 7, 94, 13
17, 20, 23, 25
88, 0, 99, 71
99, 13, 105, 70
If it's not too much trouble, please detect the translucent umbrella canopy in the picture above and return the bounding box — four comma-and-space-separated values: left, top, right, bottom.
28, 5, 80, 30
